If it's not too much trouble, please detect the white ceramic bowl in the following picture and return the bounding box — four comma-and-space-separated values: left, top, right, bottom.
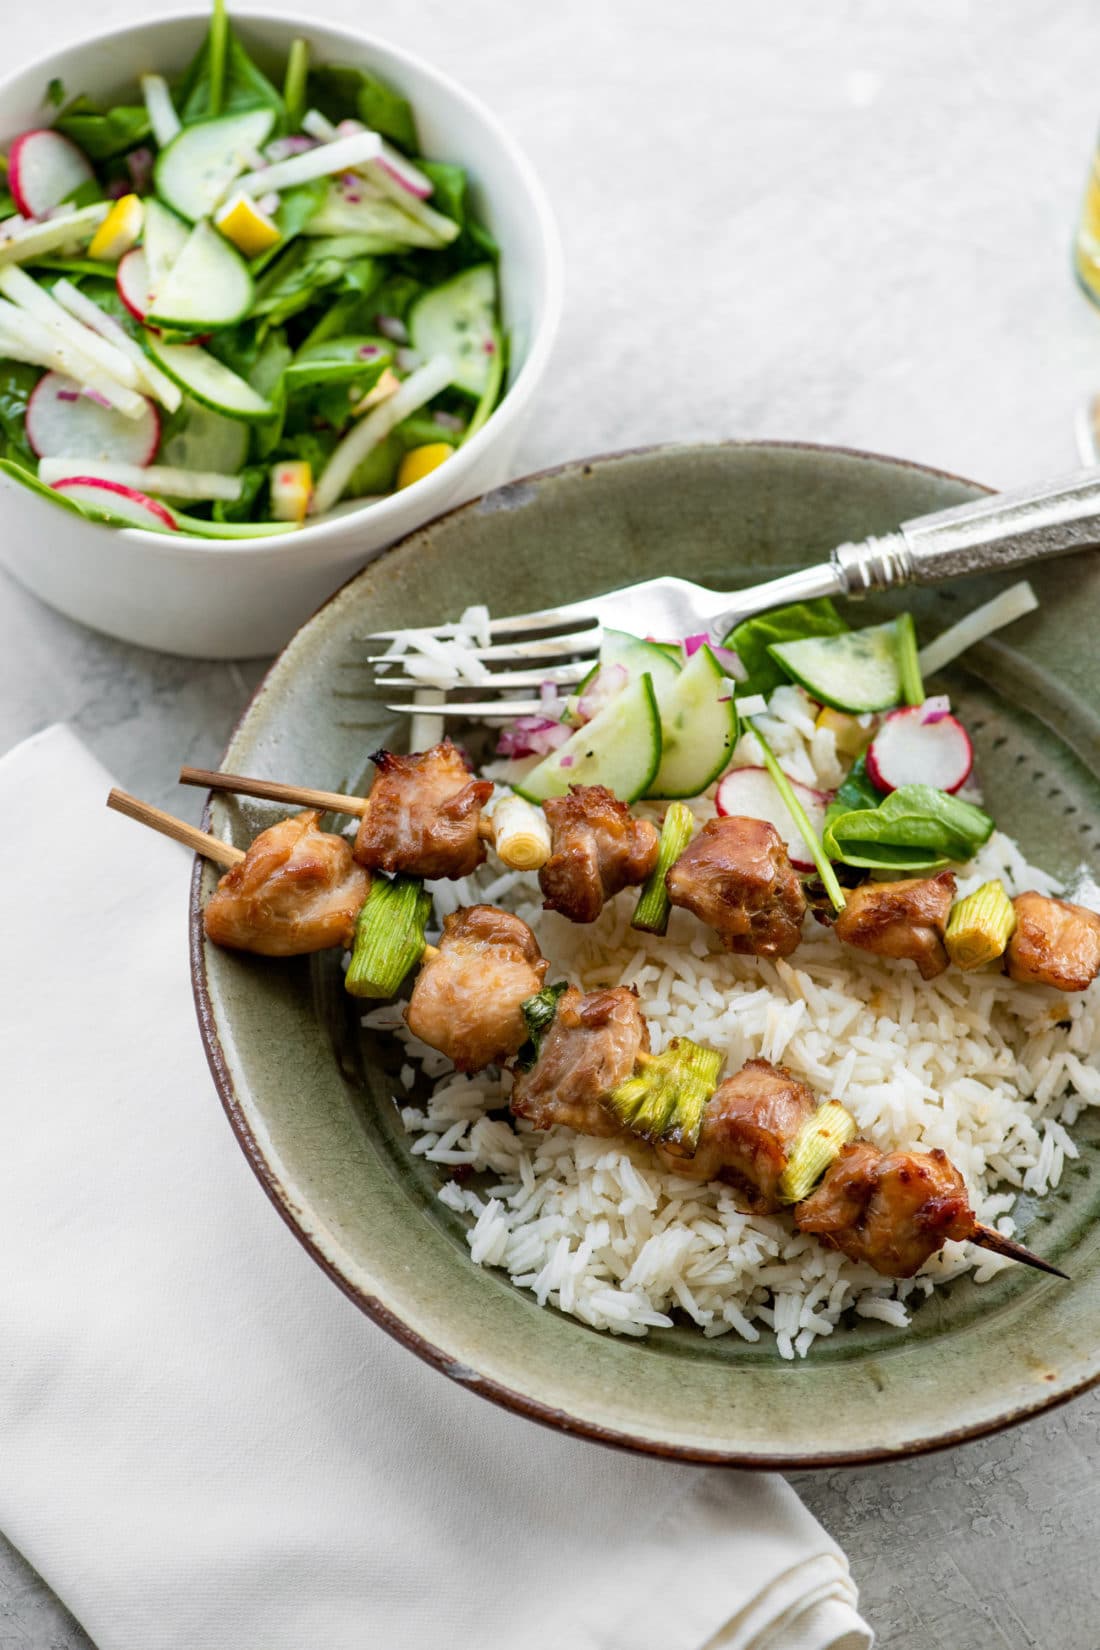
0, 12, 561, 657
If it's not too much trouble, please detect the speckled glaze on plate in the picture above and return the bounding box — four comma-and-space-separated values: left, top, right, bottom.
190, 441, 1100, 1466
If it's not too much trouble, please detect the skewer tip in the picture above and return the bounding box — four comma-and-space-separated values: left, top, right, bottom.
972, 1223, 1069, 1280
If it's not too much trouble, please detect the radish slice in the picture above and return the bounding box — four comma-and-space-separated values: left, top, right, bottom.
26, 371, 159, 464
116, 247, 154, 322
50, 476, 177, 530
715, 766, 828, 871
8, 130, 95, 218
866, 703, 973, 794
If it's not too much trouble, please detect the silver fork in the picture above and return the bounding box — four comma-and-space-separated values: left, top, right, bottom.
361, 466, 1100, 715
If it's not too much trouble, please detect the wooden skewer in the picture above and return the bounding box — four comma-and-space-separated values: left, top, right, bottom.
107, 788, 246, 869
179, 765, 499, 841
179, 765, 368, 818
971, 1223, 1069, 1280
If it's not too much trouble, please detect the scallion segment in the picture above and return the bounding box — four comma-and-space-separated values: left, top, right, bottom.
751, 719, 847, 913
514, 981, 569, 1071
777, 1100, 858, 1204
631, 802, 695, 934
608, 1038, 723, 1156
945, 878, 1017, 970
344, 874, 432, 998
894, 612, 925, 707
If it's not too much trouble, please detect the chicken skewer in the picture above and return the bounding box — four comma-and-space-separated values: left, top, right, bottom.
180, 758, 1100, 995
180, 745, 552, 874
110, 793, 1073, 1283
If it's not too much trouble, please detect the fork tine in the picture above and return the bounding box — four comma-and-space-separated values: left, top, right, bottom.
374, 662, 591, 691
357, 602, 600, 644
386, 700, 547, 717
364, 627, 601, 666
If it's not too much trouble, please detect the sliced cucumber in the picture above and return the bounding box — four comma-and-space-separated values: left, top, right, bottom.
145, 219, 253, 329
409, 264, 499, 399
302, 180, 443, 249
142, 199, 190, 291
647, 644, 739, 799
158, 397, 249, 474
769, 621, 903, 713
601, 629, 683, 697
143, 338, 273, 422
154, 109, 276, 223
515, 674, 662, 804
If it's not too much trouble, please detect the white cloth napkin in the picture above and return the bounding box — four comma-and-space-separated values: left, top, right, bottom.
0, 724, 872, 1650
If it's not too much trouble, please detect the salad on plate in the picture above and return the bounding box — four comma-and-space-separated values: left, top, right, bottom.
0, 0, 504, 537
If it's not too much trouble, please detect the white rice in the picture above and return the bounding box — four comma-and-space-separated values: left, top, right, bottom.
365, 681, 1100, 1357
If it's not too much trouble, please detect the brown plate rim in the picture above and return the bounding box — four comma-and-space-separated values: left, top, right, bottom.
189, 437, 1100, 1467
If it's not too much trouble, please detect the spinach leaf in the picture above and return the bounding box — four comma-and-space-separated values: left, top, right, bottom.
213, 463, 266, 523
284, 334, 391, 394
418, 161, 466, 227
824, 783, 994, 871
55, 96, 150, 159
0, 456, 88, 517
309, 64, 417, 152
0, 362, 42, 460
250, 239, 383, 329
176, 0, 284, 126
46, 78, 66, 109
0, 185, 16, 220
727, 598, 848, 699
822, 754, 883, 837
32, 257, 119, 282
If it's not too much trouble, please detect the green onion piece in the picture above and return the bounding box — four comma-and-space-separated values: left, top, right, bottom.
778, 1100, 858, 1204
283, 38, 310, 131
945, 878, 1017, 970
514, 981, 569, 1070
751, 719, 847, 913
607, 1038, 724, 1155
631, 802, 696, 934
894, 612, 924, 706
208, 0, 228, 117
344, 874, 432, 998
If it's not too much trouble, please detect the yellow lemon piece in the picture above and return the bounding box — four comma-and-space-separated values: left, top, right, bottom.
214, 192, 281, 259
397, 442, 452, 490
355, 367, 400, 413
88, 194, 144, 262
270, 460, 312, 524
815, 704, 874, 760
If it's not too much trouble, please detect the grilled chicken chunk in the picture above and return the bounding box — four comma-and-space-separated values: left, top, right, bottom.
833, 872, 955, 980
539, 785, 660, 923
405, 905, 547, 1073
657, 1058, 817, 1211
795, 1141, 974, 1277
354, 740, 493, 879
510, 985, 649, 1136
204, 810, 369, 957
1005, 891, 1100, 992
665, 816, 806, 958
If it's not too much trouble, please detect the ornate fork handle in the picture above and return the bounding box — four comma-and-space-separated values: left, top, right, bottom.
843, 465, 1100, 589
711, 467, 1100, 636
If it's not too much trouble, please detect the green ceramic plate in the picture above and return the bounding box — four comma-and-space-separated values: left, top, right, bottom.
191, 441, 1100, 1465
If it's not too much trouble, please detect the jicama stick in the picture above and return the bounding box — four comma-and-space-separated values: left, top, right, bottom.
39, 458, 243, 502
0, 303, 145, 418
0, 267, 139, 389
51, 279, 181, 411
141, 74, 181, 147
233, 130, 381, 198
312, 355, 454, 516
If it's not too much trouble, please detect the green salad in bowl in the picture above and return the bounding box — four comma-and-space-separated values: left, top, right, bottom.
0, 0, 504, 538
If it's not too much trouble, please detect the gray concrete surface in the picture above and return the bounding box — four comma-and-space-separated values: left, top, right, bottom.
4, 1, 1100, 1644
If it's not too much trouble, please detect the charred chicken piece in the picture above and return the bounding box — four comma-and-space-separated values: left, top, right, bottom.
405, 905, 547, 1073
510, 985, 649, 1136
795, 1141, 974, 1277
539, 785, 660, 923
1005, 891, 1100, 993
354, 740, 493, 880
204, 810, 369, 957
665, 816, 806, 958
833, 872, 956, 980
656, 1058, 818, 1211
